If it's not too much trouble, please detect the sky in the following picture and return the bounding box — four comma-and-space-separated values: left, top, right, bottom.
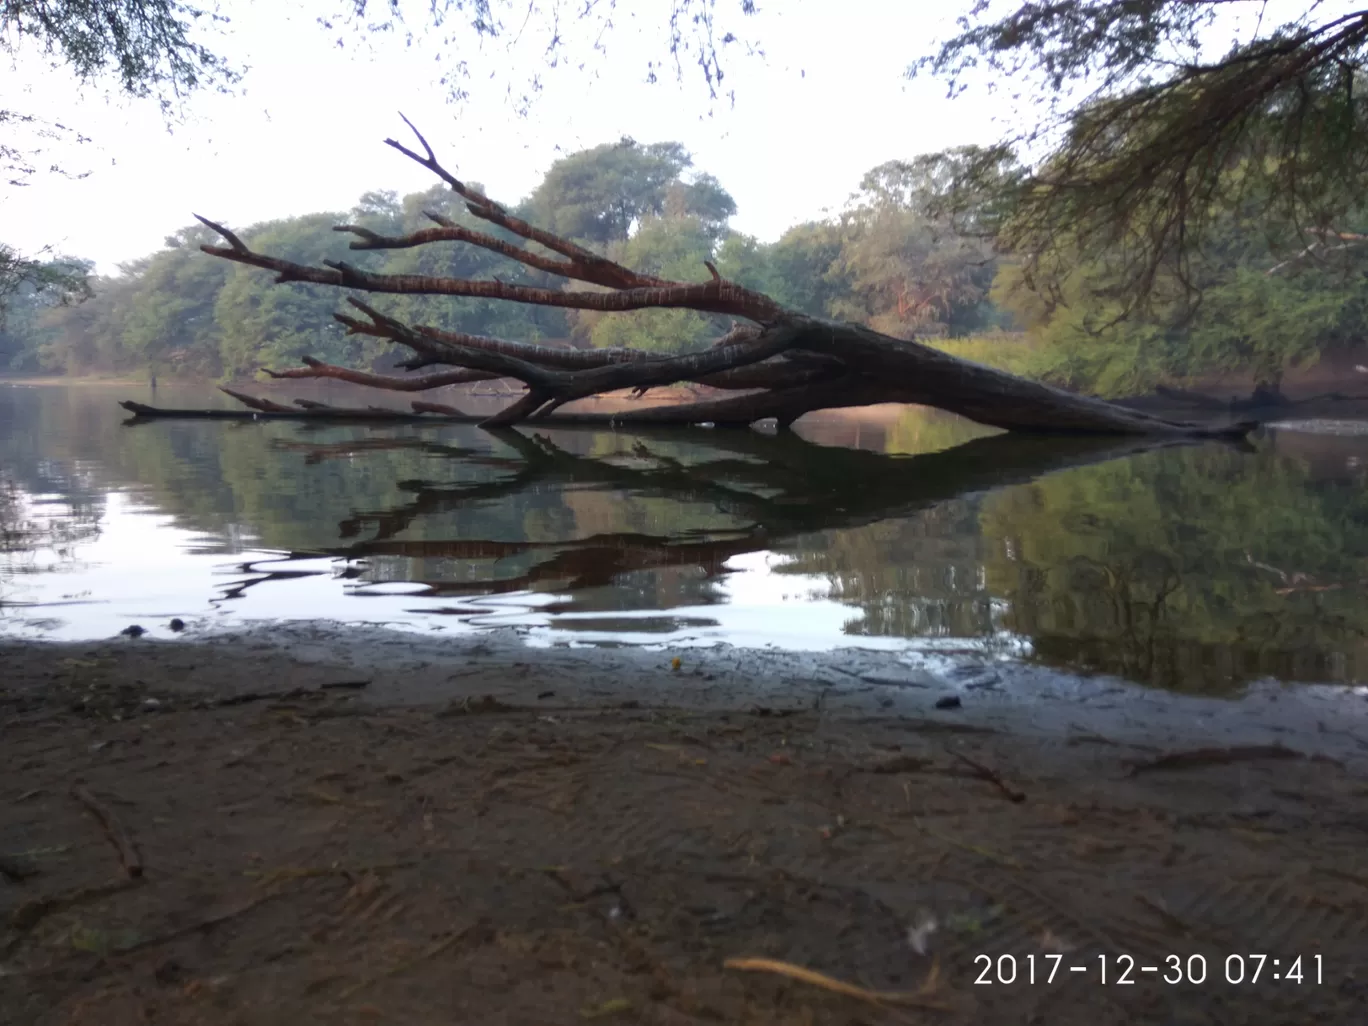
1, 1, 1007, 274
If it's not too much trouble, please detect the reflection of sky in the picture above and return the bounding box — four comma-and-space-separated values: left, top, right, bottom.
0, 487, 1025, 655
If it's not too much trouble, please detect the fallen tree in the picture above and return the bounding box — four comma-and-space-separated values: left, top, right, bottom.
183, 118, 1253, 438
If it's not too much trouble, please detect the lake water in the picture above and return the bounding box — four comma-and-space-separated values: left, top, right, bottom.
3, 380, 1367, 694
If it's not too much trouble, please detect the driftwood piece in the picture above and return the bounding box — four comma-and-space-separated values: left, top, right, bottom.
162, 117, 1256, 439
71, 785, 143, 879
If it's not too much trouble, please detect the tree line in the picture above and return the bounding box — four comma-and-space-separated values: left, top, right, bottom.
5, 133, 1368, 395
0, 139, 1005, 381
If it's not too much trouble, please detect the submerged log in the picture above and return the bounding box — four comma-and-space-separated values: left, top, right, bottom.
119, 399, 444, 422
143, 117, 1258, 439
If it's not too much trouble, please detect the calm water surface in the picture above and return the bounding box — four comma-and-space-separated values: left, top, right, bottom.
3, 380, 1367, 694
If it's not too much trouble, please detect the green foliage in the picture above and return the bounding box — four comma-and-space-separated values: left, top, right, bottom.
991, 201, 1368, 394
117, 225, 231, 376
0, 249, 93, 315
585, 216, 723, 353
214, 213, 380, 377
0, 254, 94, 369
523, 139, 735, 246
828, 159, 999, 338
926, 333, 1037, 381
763, 222, 850, 317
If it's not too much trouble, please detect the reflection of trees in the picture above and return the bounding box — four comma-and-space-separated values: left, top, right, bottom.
0, 473, 104, 609
782, 502, 995, 640
978, 444, 1368, 692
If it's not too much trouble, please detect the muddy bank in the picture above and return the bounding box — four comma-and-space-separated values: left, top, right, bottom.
3, 628, 1367, 1025
6, 622, 1364, 760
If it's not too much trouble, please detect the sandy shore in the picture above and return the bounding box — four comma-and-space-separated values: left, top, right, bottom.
3, 625, 1367, 1025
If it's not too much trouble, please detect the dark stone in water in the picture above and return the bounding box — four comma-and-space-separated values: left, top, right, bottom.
168, 618, 186, 632
934, 695, 962, 710
120, 625, 146, 638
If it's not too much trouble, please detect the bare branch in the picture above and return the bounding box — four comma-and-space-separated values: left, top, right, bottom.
382, 115, 655, 285
193, 214, 248, 254
385, 113, 506, 214
198, 218, 783, 322
218, 386, 293, 413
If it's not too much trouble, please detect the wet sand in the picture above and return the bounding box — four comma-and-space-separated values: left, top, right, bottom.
3, 626, 1367, 1025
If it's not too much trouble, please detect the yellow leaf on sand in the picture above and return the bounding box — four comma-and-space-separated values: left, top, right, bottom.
724, 956, 951, 1009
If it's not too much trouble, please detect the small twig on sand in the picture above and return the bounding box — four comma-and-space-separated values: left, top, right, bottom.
70, 786, 142, 878
948, 748, 1027, 803
723, 956, 953, 1010
1125, 744, 1335, 777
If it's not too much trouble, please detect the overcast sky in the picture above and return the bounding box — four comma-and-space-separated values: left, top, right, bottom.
2, 1, 1015, 273
3, 0, 1287, 274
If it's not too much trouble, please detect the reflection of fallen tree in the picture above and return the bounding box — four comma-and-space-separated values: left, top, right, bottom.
305, 429, 1221, 600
